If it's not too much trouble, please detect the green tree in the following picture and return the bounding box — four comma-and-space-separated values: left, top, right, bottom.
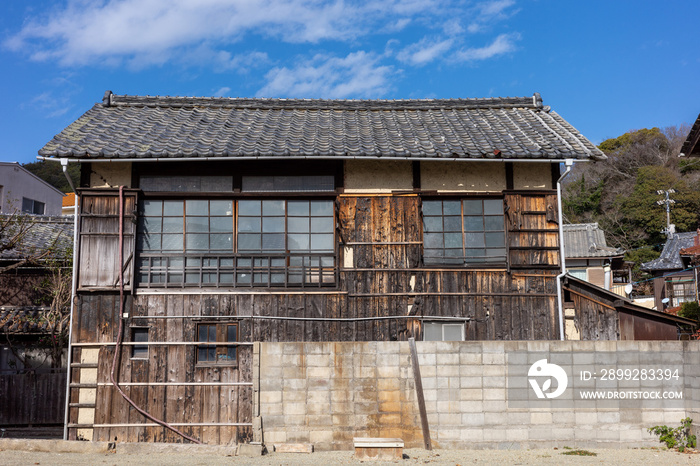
22, 160, 80, 193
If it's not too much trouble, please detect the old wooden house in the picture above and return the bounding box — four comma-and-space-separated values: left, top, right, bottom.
39, 91, 607, 444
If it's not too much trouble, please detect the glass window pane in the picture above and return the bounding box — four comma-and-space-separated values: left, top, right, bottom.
210, 200, 233, 216
262, 234, 285, 251
463, 199, 483, 215
310, 217, 333, 233
263, 217, 285, 233
465, 248, 485, 259
163, 217, 183, 233
186, 217, 209, 233
483, 199, 503, 215
444, 233, 462, 249
464, 232, 485, 248
288, 234, 310, 250
443, 216, 461, 232
422, 201, 442, 216
443, 201, 461, 215
185, 200, 208, 215
238, 217, 261, 233
186, 233, 209, 250
163, 201, 183, 216
262, 200, 285, 216
238, 200, 261, 216
486, 248, 506, 258
210, 217, 233, 233
198, 325, 208, 342
485, 232, 506, 248
142, 200, 162, 216
210, 234, 233, 250
424, 216, 443, 233
443, 324, 463, 341
138, 233, 161, 251
310, 201, 333, 216
238, 234, 261, 251
484, 216, 503, 231
424, 323, 442, 341
463, 216, 483, 231
310, 234, 333, 251
288, 218, 310, 233
161, 234, 183, 251
141, 217, 162, 233
287, 201, 309, 216
424, 233, 443, 249
186, 272, 200, 284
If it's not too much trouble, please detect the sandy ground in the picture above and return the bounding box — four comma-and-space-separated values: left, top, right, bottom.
1, 447, 700, 465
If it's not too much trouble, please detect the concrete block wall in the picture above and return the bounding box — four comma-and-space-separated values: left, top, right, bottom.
259, 341, 700, 450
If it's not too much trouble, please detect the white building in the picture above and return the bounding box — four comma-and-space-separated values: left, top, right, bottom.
0, 162, 64, 216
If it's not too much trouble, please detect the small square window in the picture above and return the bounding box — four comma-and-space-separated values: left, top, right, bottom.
131, 328, 149, 359
197, 323, 238, 365
423, 322, 465, 341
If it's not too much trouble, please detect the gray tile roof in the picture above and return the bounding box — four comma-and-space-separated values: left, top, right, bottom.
563, 223, 624, 259
641, 231, 697, 272
39, 91, 606, 161
0, 216, 73, 262
0, 307, 53, 334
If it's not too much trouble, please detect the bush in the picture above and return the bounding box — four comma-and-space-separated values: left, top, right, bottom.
648, 418, 697, 452
679, 301, 700, 321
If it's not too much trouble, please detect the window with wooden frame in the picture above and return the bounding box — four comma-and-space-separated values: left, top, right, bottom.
197, 323, 238, 365
135, 175, 337, 288
423, 321, 465, 341
422, 198, 506, 266
131, 327, 149, 359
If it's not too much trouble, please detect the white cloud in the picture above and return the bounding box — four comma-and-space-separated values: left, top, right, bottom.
467, 0, 517, 34
214, 87, 232, 97
257, 52, 395, 98
397, 38, 454, 66
454, 33, 520, 62
3, 0, 439, 67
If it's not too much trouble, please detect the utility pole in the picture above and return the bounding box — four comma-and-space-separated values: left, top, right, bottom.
657, 189, 676, 237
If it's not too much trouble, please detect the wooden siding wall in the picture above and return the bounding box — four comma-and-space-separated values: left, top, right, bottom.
68, 190, 562, 443
0, 369, 66, 425
567, 285, 620, 340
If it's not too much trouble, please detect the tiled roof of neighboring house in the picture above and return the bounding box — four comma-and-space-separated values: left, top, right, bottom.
38, 91, 606, 161
681, 113, 700, 157
563, 223, 624, 259
641, 231, 697, 272
62, 193, 75, 208
0, 215, 73, 261
0, 307, 52, 334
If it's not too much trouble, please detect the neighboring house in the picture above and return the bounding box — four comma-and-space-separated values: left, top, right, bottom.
641, 231, 699, 311
563, 223, 630, 295
0, 215, 73, 428
0, 162, 64, 216
0, 215, 74, 368
561, 274, 696, 340
39, 91, 606, 443
62, 192, 76, 216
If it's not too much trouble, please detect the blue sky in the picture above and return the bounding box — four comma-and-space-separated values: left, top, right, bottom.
1, 0, 699, 165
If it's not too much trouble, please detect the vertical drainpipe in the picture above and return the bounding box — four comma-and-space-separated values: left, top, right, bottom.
556, 159, 574, 341
61, 158, 78, 440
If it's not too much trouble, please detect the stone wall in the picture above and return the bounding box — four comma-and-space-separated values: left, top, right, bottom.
258, 341, 700, 450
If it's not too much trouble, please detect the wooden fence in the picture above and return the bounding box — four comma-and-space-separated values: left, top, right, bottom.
0, 369, 66, 425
